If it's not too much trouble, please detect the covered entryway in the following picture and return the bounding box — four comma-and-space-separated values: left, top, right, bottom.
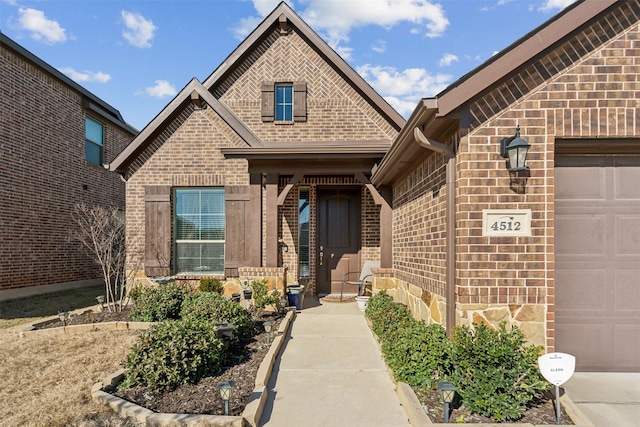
316, 187, 361, 295
555, 153, 640, 371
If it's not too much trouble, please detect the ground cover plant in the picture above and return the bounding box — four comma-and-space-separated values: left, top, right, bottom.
365, 291, 565, 424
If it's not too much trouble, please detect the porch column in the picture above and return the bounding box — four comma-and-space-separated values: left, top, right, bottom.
265, 173, 279, 267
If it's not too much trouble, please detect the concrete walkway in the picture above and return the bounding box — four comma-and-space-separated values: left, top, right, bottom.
563, 372, 640, 427
259, 297, 411, 427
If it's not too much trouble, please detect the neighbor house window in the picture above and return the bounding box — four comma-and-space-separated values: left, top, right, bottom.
275, 84, 293, 121
174, 188, 225, 274
85, 117, 103, 165
298, 187, 310, 279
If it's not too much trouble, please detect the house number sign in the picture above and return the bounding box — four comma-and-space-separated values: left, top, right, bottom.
482, 209, 531, 237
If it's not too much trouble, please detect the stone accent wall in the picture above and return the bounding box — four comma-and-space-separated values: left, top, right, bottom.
388, 7, 640, 352
0, 42, 134, 298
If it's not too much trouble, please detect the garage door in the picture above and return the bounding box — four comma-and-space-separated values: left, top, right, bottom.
555, 155, 640, 372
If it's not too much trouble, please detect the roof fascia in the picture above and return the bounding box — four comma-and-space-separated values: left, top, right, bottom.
436, 0, 618, 117
371, 99, 438, 185
108, 79, 263, 173
202, 2, 406, 131
1, 32, 137, 135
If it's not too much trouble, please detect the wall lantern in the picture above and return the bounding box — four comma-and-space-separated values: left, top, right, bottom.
217, 380, 236, 415
436, 381, 457, 423
500, 125, 530, 172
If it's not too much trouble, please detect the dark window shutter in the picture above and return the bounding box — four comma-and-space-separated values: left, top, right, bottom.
225, 185, 260, 276
144, 186, 171, 276
293, 81, 307, 122
261, 82, 275, 122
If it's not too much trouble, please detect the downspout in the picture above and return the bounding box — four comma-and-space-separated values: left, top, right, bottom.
413, 128, 456, 336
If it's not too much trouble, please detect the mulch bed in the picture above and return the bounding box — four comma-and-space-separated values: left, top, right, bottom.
35, 307, 133, 328
414, 386, 572, 424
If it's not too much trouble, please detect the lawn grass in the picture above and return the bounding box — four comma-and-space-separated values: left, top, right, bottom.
0, 286, 141, 426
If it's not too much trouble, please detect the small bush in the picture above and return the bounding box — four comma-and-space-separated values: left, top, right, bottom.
130, 283, 189, 322
121, 317, 228, 391
199, 277, 224, 294
250, 279, 279, 309
180, 292, 253, 340
452, 322, 549, 421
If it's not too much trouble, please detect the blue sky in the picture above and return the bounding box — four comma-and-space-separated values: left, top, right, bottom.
1, 0, 577, 131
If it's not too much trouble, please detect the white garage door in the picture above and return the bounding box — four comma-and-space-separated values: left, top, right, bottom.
555, 155, 640, 372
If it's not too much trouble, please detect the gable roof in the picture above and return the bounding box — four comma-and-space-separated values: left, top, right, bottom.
203, 1, 405, 131
372, 0, 627, 185
1, 32, 137, 135
108, 78, 262, 174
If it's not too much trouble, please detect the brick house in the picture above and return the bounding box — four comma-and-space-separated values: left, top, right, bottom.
0, 33, 137, 300
372, 0, 640, 372
108, 3, 401, 297
110, 0, 638, 372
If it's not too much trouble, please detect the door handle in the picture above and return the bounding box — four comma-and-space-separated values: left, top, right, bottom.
319, 251, 324, 266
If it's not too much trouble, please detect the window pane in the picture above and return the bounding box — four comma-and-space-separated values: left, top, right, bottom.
275, 85, 293, 121
85, 140, 102, 164
298, 187, 310, 278
85, 117, 103, 144
176, 242, 224, 274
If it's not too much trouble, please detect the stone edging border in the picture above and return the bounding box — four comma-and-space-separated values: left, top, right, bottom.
364, 317, 594, 427
90, 309, 295, 427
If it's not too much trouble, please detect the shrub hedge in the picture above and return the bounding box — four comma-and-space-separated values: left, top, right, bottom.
365, 290, 550, 421
130, 283, 189, 322
180, 291, 254, 340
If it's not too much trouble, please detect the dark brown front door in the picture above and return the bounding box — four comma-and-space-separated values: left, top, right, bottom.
316, 187, 361, 295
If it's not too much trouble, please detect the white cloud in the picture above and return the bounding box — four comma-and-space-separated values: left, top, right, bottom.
121, 10, 157, 48
235, 0, 448, 55
438, 53, 459, 67
357, 64, 452, 117
144, 80, 177, 98
59, 67, 111, 83
17, 8, 67, 44
233, 16, 264, 40
371, 39, 386, 54
539, 0, 578, 12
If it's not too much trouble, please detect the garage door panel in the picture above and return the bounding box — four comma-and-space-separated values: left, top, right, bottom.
556, 324, 607, 370
555, 165, 606, 200
556, 269, 605, 310
614, 325, 640, 370
614, 270, 640, 310
615, 214, 640, 255
556, 214, 606, 255
615, 159, 640, 200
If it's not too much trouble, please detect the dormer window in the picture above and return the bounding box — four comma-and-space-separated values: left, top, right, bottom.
261, 81, 307, 123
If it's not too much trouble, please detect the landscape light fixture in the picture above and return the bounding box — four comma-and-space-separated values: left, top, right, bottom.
216, 380, 236, 416
436, 381, 457, 423
263, 321, 273, 344
58, 311, 69, 327
500, 125, 530, 172
96, 295, 105, 310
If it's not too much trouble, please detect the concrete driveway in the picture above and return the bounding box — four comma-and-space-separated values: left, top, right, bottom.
563, 372, 640, 427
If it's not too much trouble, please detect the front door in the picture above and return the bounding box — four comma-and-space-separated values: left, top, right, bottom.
316, 187, 361, 295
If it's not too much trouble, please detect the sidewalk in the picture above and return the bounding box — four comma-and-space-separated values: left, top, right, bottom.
259, 297, 411, 427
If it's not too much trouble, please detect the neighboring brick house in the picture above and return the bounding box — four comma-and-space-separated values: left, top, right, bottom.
0, 33, 137, 300
372, 0, 640, 372
108, 3, 402, 296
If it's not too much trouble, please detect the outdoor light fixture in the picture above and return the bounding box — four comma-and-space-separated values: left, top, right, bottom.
263, 321, 273, 344
96, 295, 105, 311
216, 380, 236, 416
58, 311, 69, 327
500, 125, 530, 172
436, 381, 457, 423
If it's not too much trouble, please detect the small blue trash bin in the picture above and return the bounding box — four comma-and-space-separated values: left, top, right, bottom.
287, 284, 305, 310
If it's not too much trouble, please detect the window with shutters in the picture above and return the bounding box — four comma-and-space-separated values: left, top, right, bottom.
261, 81, 306, 123
174, 188, 225, 274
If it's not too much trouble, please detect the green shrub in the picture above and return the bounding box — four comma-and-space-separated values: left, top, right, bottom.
199, 277, 224, 294
451, 322, 549, 421
120, 317, 228, 391
180, 292, 253, 340
130, 283, 189, 322
250, 279, 279, 309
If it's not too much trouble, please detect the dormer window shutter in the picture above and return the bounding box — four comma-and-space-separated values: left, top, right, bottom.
261, 82, 275, 122
293, 81, 307, 122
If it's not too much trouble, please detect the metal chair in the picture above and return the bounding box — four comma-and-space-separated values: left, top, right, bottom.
340, 260, 379, 301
